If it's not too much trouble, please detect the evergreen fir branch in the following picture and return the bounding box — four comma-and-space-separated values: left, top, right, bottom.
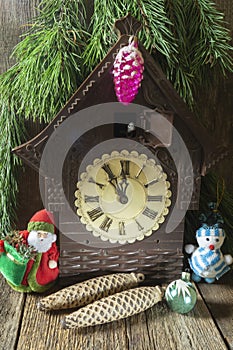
0, 0, 88, 230
137, 0, 177, 60
82, 0, 119, 71
0, 100, 26, 232
2, 0, 88, 122
163, 0, 233, 108
82, 0, 177, 73
164, 0, 195, 105
187, 0, 233, 80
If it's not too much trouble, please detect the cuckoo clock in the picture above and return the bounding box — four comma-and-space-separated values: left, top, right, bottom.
13, 15, 228, 284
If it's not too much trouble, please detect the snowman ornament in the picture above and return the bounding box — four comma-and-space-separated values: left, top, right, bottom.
185, 224, 232, 283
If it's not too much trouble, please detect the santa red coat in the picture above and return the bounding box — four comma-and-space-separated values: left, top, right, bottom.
20, 230, 59, 291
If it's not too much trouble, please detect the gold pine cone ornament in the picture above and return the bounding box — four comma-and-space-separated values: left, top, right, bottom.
61, 286, 163, 329
37, 272, 145, 311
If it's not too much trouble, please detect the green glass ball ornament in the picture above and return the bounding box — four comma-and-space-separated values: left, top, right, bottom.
165, 272, 197, 314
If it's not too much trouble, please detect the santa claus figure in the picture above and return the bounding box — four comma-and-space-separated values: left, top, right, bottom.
12, 209, 59, 292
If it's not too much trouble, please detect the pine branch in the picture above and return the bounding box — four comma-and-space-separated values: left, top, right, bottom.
0, 0, 88, 231
164, 0, 195, 105
82, 0, 177, 73
3, 0, 88, 122
0, 100, 26, 232
82, 0, 120, 71
190, 0, 233, 73
137, 0, 177, 60
164, 0, 233, 108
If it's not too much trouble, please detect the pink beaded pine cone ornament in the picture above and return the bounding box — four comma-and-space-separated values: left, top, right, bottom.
113, 36, 144, 105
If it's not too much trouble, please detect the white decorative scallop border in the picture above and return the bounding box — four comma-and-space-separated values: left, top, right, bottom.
74, 150, 172, 244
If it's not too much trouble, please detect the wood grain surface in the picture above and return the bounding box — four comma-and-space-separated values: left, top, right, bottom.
198, 271, 233, 350
1, 272, 231, 350
0, 277, 25, 350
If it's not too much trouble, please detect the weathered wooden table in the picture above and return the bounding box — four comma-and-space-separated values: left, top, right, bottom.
1, 271, 232, 350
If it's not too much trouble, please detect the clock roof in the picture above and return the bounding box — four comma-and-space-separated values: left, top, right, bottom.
12, 14, 229, 176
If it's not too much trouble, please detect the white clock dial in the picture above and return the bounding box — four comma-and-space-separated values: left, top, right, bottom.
75, 150, 171, 244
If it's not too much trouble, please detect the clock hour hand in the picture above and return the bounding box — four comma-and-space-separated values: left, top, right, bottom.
108, 177, 129, 204
116, 178, 129, 204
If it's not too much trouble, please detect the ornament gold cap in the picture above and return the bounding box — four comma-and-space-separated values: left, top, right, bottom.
181, 271, 191, 281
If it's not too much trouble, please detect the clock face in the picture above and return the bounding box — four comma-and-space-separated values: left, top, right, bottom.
75, 150, 171, 244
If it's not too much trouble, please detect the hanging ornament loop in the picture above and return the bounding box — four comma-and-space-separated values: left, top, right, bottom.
114, 14, 142, 37
128, 35, 138, 48
216, 177, 225, 211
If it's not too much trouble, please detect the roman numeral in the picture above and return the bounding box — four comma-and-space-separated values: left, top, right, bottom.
87, 207, 104, 221
147, 195, 163, 202
119, 221, 126, 235
99, 216, 113, 232
142, 207, 158, 220
120, 160, 130, 177
144, 179, 159, 188
84, 195, 99, 203
88, 177, 105, 189
135, 165, 145, 179
135, 220, 144, 231
102, 164, 115, 180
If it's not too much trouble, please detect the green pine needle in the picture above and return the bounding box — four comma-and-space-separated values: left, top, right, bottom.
2, 0, 88, 122
82, 0, 177, 73
0, 101, 26, 232
0, 0, 88, 231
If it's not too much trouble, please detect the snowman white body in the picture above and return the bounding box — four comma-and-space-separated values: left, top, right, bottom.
185, 227, 232, 283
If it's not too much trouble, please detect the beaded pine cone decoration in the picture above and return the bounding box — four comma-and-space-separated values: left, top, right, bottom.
113, 36, 144, 105
61, 286, 163, 329
38, 272, 144, 311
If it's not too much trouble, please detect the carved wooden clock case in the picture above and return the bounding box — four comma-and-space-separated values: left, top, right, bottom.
13, 15, 227, 284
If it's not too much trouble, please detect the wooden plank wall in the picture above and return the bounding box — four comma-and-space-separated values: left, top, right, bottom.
0, 0, 233, 230
196, 0, 233, 190
0, 0, 43, 229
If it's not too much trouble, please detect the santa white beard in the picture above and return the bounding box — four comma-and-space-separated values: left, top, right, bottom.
28, 230, 56, 253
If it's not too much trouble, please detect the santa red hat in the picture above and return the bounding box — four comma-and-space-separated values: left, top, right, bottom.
27, 209, 55, 234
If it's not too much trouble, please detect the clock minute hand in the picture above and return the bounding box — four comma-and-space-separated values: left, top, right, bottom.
102, 164, 119, 191
102, 164, 128, 204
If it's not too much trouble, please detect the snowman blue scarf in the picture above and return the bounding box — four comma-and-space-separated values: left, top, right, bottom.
189, 247, 230, 280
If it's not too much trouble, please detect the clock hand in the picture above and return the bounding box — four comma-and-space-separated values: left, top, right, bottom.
108, 178, 128, 204
117, 178, 129, 204
88, 177, 105, 189
120, 160, 130, 179
102, 163, 129, 204
102, 164, 120, 192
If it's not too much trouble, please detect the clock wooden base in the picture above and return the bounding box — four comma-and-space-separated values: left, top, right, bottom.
57, 211, 184, 285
